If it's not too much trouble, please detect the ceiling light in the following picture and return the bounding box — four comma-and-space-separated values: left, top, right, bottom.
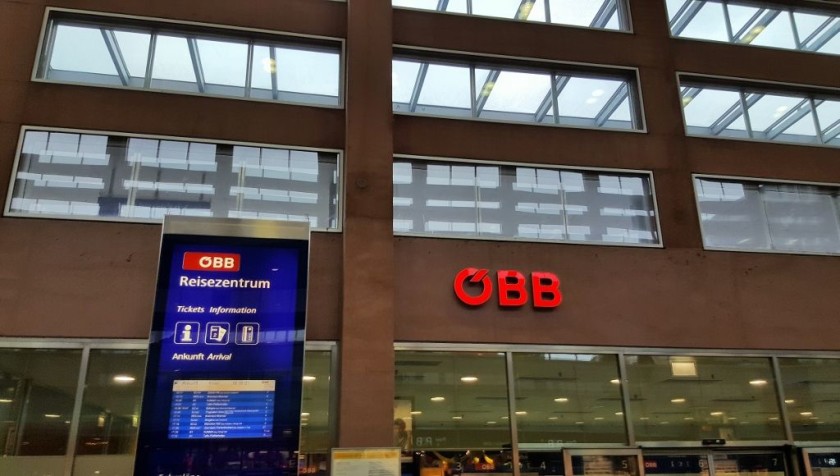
460, 376, 478, 383
769, 417, 779, 421
410, 411, 422, 415
430, 396, 445, 402
554, 397, 568, 402
575, 421, 584, 425
515, 411, 527, 415
670, 361, 697, 377
639, 417, 650, 420
452, 416, 462, 420
303, 376, 316, 382
501, 416, 509, 420
749, 379, 768, 386
800, 412, 813, 416
594, 417, 604, 420
44, 414, 61, 418
610, 379, 621, 385
548, 417, 558, 420
301, 413, 310, 417
684, 417, 694, 420
710, 411, 723, 416
671, 398, 686, 403
615, 412, 623, 416
486, 421, 496, 425
0, 399, 12, 403
785, 399, 795, 404
660, 421, 670, 425
113, 375, 135, 384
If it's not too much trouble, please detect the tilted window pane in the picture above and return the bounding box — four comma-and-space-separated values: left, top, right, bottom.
513, 353, 626, 444
680, 79, 840, 148
38, 13, 342, 107
73, 349, 146, 475
8, 129, 340, 229
393, 55, 642, 131
394, 351, 511, 450
695, 177, 840, 255
778, 358, 840, 441
625, 355, 785, 441
393, 0, 629, 30
0, 348, 83, 458
666, 0, 840, 56
393, 159, 660, 246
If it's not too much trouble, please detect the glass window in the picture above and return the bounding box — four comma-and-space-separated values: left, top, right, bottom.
38, 12, 342, 107
8, 129, 340, 229
0, 348, 83, 474
512, 353, 627, 444
394, 159, 660, 246
666, 0, 840, 56
625, 355, 785, 442
778, 358, 840, 441
73, 349, 147, 475
694, 177, 840, 255
394, 351, 511, 450
393, 54, 642, 131
393, 0, 630, 31
680, 79, 840, 148
300, 351, 333, 454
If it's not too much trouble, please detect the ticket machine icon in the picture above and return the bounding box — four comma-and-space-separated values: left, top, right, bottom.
236, 323, 260, 345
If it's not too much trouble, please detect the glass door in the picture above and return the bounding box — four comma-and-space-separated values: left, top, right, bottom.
643, 450, 787, 476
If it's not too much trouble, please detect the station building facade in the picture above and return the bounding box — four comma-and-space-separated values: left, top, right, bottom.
1, 0, 840, 474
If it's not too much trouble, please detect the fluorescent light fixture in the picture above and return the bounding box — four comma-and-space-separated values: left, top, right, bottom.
548, 417, 559, 420
44, 414, 61, 418
615, 412, 623, 416
113, 375, 136, 384
749, 379, 768, 386
515, 411, 527, 415
302, 376, 316, 382
670, 360, 697, 377
430, 396, 445, 402
0, 399, 12, 403
610, 379, 621, 384
594, 417, 604, 420
785, 399, 795, 404
554, 397, 569, 402
486, 421, 496, 425
460, 376, 478, 383
452, 416, 462, 420
671, 398, 686, 403
301, 412, 310, 417
710, 411, 723, 416
800, 411, 813, 416
410, 411, 422, 415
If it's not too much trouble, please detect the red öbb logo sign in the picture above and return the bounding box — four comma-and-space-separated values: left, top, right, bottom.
182, 252, 241, 271
453, 267, 562, 309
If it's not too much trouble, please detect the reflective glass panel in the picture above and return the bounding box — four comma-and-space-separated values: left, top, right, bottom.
666, 0, 840, 56
300, 351, 332, 453
39, 14, 341, 106
625, 355, 785, 441
694, 177, 840, 255
680, 80, 840, 148
513, 353, 627, 444
0, 348, 82, 459
572, 455, 640, 476
393, 55, 641, 130
9, 129, 340, 228
778, 358, 840, 441
73, 349, 147, 475
393, 159, 659, 246
393, 0, 629, 31
394, 351, 511, 450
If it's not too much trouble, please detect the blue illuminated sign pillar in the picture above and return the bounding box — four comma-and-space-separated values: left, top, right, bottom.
135, 217, 309, 476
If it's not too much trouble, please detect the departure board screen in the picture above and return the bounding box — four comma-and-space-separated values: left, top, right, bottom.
169, 380, 275, 439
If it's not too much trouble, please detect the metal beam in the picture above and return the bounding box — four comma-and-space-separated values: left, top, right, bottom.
803, 19, 840, 52
823, 118, 840, 143
710, 92, 761, 136
736, 9, 781, 44
435, 0, 449, 12
186, 36, 206, 93
764, 99, 812, 140
269, 46, 279, 100
590, 0, 618, 29
670, 0, 706, 36
100, 29, 131, 86
535, 75, 569, 123
515, 0, 535, 20
408, 62, 429, 113
595, 83, 629, 127
474, 70, 500, 116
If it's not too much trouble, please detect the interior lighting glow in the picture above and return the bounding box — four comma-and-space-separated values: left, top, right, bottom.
410, 411, 422, 415
431, 396, 445, 402
749, 379, 768, 386
671, 398, 686, 403
785, 399, 795, 404
44, 414, 61, 418
515, 411, 527, 415
801, 412, 813, 416
610, 379, 621, 384
710, 411, 724, 416
452, 416, 462, 420
670, 361, 697, 377
302, 375, 316, 382
554, 397, 569, 402
113, 375, 136, 383
0, 399, 12, 403
460, 376, 478, 383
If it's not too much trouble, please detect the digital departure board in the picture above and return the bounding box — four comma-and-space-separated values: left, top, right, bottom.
168, 380, 275, 439
134, 218, 309, 476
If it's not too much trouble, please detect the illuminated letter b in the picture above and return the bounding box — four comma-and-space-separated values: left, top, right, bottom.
531, 272, 562, 308
497, 270, 528, 307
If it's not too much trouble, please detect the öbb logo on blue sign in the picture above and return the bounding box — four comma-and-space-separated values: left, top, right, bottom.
182, 251, 240, 271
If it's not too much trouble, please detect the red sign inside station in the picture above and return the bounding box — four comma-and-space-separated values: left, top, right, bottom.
453, 267, 562, 309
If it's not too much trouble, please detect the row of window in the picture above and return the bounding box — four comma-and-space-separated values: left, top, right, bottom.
393, 0, 840, 60
38, 11, 840, 148
3, 341, 840, 475
8, 128, 840, 256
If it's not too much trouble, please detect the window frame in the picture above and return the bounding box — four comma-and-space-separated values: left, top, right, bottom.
692, 173, 840, 257
677, 72, 840, 150
393, 46, 648, 133
4, 125, 345, 231
31, 7, 346, 109
393, 154, 664, 249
